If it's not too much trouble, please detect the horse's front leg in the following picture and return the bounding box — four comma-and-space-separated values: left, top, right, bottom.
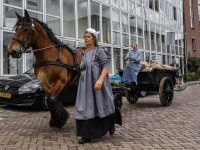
47, 80, 70, 131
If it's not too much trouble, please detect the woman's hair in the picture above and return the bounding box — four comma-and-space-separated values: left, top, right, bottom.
85, 31, 99, 46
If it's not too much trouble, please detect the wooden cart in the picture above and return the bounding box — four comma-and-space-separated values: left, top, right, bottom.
112, 69, 177, 110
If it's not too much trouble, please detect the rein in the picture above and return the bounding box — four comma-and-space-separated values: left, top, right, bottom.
25, 44, 63, 53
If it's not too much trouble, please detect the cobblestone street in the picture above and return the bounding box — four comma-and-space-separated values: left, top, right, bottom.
0, 84, 200, 150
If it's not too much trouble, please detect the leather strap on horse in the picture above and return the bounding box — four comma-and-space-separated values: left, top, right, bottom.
33, 60, 80, 72
12, 19, 35, 52
59, 44, 80, 86
33, 45, 81, 86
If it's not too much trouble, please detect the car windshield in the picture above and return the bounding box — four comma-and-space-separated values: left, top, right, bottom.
24, 68, 34, 74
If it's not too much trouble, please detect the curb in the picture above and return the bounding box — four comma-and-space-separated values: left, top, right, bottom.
174, 81, 200, 92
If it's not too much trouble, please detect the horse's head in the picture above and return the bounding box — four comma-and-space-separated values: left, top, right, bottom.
8, 10, 35, 58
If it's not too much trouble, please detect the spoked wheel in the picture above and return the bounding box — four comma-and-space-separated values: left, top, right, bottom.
113, 93, 123, 110
159, 77, 174, 106
125, 90, 139, 104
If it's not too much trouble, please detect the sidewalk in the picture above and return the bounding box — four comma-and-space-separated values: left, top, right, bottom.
174, 80, 200, 91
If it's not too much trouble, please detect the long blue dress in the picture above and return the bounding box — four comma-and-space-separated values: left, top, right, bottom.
75, 47, 122, 139
122, 50, 142, 85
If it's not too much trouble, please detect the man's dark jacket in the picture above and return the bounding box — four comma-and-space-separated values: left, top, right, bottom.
170, 63, 179, 75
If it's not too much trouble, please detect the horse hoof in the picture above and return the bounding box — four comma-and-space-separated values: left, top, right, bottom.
53, 127, 62, 131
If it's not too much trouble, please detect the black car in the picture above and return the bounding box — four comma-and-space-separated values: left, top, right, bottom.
0, 68, 77, 110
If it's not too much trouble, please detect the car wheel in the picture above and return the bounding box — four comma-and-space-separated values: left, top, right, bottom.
41, 93, 49, 110
139, 91, 146, 97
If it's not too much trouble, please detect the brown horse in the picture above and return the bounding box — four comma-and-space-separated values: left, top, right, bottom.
8, 10, 81, 130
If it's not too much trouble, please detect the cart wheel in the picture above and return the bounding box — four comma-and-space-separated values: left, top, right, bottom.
159, 77, 174, 106
113, 93, 123, 110
125, 90, 139, 104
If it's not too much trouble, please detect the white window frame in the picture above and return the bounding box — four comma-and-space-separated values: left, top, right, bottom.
190, 0, 194, 29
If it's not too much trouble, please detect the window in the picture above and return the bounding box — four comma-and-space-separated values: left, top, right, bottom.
113, 9, 120, 45
161, 27, 166, 53
130, 16, 136, 35
91, 1, 100, 41
111, 0, 119, 7
150, 23, 155, 51
145, 52, 150, 62
3, 32, 23, 75
165, 1, 168, 16
144, 21, 150, 50
46, 0, 60, 16
113, 48, 121, 73
159, 0, 164, 14
121, 0, 128, 11
190, 0, 194, 28
112, 9, 120, 31
156, 25, 161, 52
63, 0, 75, 38
3, 0, 22, 7
137, 18, 143, 37
149, 0, 159, 12
27, 0, 43, 12
155, 0, 159, 12
157, 54, 162, 64
26, 53, 35, 71
162, 55, 166, 65
3, 6, 23, 28
102, 5, 111, 43
192, 38, 195, 51
46, 16, 60, 36
149, 0, 154, 10
138, 37, 144, 49
129, 0, 135, 14
101, 0, 110, 4
173, 7, 177, 20
78, 0, 88, 39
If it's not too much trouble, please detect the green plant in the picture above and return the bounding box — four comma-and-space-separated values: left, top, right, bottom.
187, 52, 200, 74
181, 72, 200, 81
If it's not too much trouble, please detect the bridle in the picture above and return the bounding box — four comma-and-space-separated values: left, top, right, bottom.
12, 19, 35, 53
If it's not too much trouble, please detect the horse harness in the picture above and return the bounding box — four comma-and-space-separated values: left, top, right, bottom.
12, 19, 80, 86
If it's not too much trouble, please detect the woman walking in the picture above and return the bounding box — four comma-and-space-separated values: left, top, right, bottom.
75, 28, 122, 144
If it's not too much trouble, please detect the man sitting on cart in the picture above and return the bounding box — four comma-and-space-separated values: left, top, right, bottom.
122, 42, 142, 85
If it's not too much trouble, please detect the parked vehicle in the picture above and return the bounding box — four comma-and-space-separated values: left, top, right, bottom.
0, 68, 77, 110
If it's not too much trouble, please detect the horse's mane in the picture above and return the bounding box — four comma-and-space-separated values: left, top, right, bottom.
14, 17, 62, 46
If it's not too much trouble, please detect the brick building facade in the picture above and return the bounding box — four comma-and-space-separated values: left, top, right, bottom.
184, 0, 200, 58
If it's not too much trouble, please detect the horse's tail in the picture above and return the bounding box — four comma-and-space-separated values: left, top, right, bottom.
47, 94, 70, 128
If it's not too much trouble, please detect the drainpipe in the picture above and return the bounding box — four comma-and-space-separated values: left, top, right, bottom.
183, 0, 187, 83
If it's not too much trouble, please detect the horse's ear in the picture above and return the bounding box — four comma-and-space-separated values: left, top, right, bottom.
24, 9, 31, 22
15, 12, 22, 20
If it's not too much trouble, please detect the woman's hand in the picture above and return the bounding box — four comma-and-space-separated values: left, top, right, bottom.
130, 57, 136, 61
94, 79, 103, 90
94, 68, 108, 90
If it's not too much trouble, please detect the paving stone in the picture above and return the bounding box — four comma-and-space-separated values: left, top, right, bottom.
0, 85, 199, 149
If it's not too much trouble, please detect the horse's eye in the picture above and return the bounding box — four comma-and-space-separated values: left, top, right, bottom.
24, 29, 29, 32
